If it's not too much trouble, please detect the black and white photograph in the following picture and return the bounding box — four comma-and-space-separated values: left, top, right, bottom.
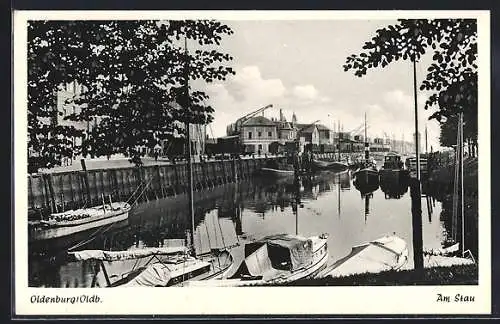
13, 10, 491, 315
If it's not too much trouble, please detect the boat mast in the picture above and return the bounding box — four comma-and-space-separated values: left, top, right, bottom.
337, 119, 341, 161
184, 36, 196, 255
295, 206, 298, 236
101, 193, 106, 211
402, 133, 404, 155
364, 112, 369, 165
364, 195, 369, 224
338, 173, 341, 217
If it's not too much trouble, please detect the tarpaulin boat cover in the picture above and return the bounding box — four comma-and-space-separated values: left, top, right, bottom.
243, 234, 313, 274
121, 263, 172, 287
69, 246, 188, 261
321, 235, 408, 278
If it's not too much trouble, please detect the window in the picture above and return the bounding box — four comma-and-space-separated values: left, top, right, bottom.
248, 132, 252, 139
258, 131, 262, 137
258, 144, 262, 150
268, 131, 272, 137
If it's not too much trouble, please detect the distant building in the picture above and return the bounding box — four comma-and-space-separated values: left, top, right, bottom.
34, 80, 206, 165
338, 132, 352, 141
276, 109, 297, 143
392, 139, 415, 155
297, 124, 320, 147
166, 121, 206, 157
227, 109, 344, 154
353, 134, 364, 142
240, 115, 278, 154
370, 137, 389, 152
316, 124, 334, 145
30, 81, 90, 166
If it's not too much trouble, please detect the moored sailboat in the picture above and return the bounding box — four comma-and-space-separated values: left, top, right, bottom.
184, 233, 329, 287
68, 244, 234, 287
353, 112, 379, 186
379, 152, 409, 178
29, 198, 131, 243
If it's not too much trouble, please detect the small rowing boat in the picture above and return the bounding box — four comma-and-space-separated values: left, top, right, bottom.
312, 159, 349, 172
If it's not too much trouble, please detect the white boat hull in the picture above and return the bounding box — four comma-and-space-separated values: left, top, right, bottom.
29, 210, 129, 242
313, 160, 349, 172
259, 168, 295, 177
185, 238, 329, 287
317, 235, 408, 279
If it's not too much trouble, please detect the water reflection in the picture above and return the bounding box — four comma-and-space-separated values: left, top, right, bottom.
29, 170, 449, 287
353, 177, 379, 197
380, 172, 409, 200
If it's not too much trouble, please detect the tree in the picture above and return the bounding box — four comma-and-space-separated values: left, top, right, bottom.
28, 20, 235, 172
343, 19, 477, 155
439, 114, 477, 157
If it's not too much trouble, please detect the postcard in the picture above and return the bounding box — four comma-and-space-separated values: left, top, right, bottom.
13, 10, 491, 316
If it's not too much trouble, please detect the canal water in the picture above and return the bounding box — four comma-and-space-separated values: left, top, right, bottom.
28, 170, 447, 287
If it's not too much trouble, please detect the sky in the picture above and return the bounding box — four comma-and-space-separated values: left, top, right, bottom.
194, 20, 442, 150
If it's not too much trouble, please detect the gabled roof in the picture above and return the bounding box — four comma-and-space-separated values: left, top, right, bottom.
315, 124, 330, 131
297, 124, 318, 133
242, 116, 276, 127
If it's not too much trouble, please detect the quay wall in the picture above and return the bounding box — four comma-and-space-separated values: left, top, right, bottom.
27, 156, 294, 219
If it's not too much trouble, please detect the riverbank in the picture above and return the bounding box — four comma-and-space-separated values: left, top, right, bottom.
427, 157, 478, 199
426, 157, 478, 258
264, 264, 478, 286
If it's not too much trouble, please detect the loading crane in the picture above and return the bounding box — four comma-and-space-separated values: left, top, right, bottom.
226, 104, 273, 136
348, 123, 365, 135
348, 122, 370, 136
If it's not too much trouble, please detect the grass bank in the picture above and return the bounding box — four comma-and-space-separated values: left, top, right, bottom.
259, 264, 478, 286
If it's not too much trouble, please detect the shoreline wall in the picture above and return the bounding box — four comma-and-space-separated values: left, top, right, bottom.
27, 156, 289, 219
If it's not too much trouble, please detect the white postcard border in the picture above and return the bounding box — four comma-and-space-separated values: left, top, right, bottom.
13, 10, 491, 316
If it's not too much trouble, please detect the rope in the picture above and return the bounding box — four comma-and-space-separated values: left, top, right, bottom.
126, 179, 152, 205
68, 179, 147, 253
216, 213, 227, 250
126, 181, 145, 205
181, 249, 188, 287
67, 221, 117, 251
129, 179, 153, 206
463, 249, 476, 264
204, 222, 212, 255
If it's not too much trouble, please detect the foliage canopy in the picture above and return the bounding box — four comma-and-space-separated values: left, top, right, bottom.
28, 20, 235, 172
343, 19, 477, 149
